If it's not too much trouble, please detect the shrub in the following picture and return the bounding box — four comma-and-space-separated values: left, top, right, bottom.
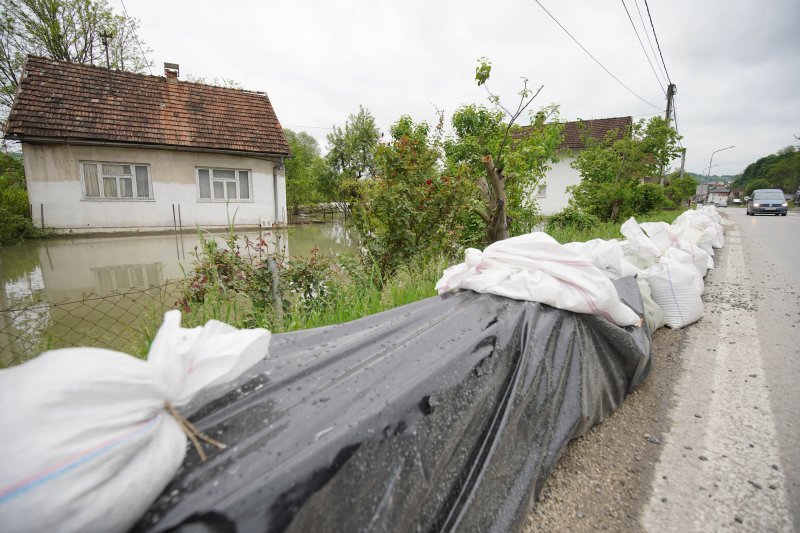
634, 183, 670, 214
545, 208, 600, 233
0, 155, 45, 244
0, 187, 44, 244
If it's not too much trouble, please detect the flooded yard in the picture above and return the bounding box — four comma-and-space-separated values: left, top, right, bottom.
0, 221, 355, 367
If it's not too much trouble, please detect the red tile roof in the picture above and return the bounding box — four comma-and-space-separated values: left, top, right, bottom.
516, 116, 632, 150
5, 56, 291, 156
559, 116, 632, 149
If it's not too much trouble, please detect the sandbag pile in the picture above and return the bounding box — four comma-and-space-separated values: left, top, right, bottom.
438, 204, 725, 332
436, 232, 641, 327
620, 205, 724, 330
0, 311, 270, 533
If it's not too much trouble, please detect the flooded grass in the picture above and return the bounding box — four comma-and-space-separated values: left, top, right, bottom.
0, 221, 356, 366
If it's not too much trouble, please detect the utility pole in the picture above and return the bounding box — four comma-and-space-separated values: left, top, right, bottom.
679, 148, 686, 180
660, 83, 677, 186
664, 84, 676, 125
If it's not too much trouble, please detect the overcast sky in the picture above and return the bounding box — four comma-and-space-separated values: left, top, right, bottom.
126, 0, 799, 176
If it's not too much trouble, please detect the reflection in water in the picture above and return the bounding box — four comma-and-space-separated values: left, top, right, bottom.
0, 220, 356, 366
0, 266, 50, 366
92, 263, 164, 296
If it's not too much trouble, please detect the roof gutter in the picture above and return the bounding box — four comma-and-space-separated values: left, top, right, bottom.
6, 135, 291, 160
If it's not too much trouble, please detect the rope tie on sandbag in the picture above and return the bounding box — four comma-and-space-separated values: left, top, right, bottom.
164, 402, 226, 462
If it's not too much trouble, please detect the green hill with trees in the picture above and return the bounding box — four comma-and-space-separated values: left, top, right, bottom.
685, 171, 739, 184
730, 146, 800, 195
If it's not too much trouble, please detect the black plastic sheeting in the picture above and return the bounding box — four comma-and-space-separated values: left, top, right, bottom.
135, 277, 652, 533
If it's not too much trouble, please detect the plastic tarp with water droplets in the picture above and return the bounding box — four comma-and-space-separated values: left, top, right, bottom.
135, 277, 651, 533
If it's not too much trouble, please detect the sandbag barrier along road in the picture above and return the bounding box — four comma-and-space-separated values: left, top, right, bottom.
135, 279, 651, 533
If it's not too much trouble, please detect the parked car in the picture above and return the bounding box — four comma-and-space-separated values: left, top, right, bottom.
746, 189, 788, 216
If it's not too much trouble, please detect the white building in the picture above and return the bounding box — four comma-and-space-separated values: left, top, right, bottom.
5, 57, 291, 234
535, 116, 632, 215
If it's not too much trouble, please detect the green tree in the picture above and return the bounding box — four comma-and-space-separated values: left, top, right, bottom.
568, 117, 681, 222
445, 58, 563, 243
351, 114, 478, 277
664, 172, 698, 208
0, 0, 151, 112
184, 74, 242, 89
744, 178, 770, 197
733, 148, 800, 194
0, 150, 41, 242
764, 153, 800, 192
284, 129, 326, 214
322, 105, 380, 211
0, 150, 24, 187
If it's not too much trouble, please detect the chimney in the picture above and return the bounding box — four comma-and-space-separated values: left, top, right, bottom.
164, 62, 179, 81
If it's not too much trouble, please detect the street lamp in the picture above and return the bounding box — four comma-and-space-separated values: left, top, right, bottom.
707, 145, 735, 177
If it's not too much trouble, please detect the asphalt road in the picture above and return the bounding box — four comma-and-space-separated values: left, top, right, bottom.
526, 208, 800, 532
643, 208, 799, 531
726, 207, 800, 529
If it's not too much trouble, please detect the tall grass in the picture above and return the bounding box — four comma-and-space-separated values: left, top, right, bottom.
138, 209, 683, 348
277, 254, 447, 332
546, 210, 681, 244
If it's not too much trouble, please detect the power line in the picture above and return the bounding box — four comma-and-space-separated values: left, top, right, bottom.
532, 0, 661, 110
118, 0, 153, 75
633, 0, 669, 87
643, 0, 671, 84
620, 0, 665, 96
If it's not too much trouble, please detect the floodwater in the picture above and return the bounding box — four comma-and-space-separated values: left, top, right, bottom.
0, 221, 356, 367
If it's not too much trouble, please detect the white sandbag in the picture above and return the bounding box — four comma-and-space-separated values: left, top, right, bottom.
660, 248, 705, 294
671, 224, 715, 257
437, 232, 641, 327
637, 277, 665, 332
646, 261, 704, 329
697, 204, 722, 224
639, 221, 678, 254
712, 222, 724, 249
620, 217, 661, 270
563, 238, 642, 280
673, 210, 712, 229
673, 210, 724, 249
0, 311, 270, 533
640, 222, 711, 278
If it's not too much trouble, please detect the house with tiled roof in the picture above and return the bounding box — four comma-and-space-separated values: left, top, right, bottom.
706, 186, 731, 207
4, 56, 291, 233
520, 116, 632, 215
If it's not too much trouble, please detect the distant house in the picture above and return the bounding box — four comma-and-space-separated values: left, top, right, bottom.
5, 56, 291, 233
707, 187, 730, 206
527, 116, 632, 215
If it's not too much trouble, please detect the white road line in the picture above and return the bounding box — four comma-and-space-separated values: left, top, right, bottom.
641, 225, 793, 532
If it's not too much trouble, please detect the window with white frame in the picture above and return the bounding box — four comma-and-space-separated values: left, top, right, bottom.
81, 162, 152, 200
197, 168, 251, 201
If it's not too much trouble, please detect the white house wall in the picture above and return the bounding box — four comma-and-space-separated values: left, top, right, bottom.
22, 143, 287, 233
537, 155, 581, 215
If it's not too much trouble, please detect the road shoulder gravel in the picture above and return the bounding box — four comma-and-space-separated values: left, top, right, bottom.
525, 217, 793, 532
